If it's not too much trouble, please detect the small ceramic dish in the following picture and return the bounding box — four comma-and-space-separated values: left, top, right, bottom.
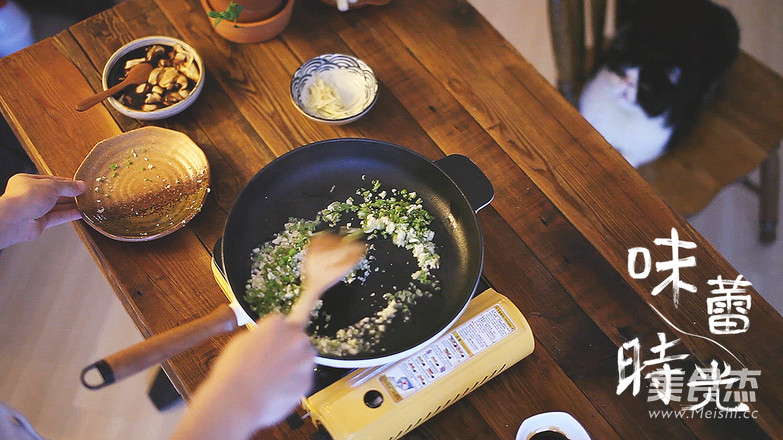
102, 36, 205, 120
74, 126, 210, 241
515, 412, 591, 440
290, 53, 378, 125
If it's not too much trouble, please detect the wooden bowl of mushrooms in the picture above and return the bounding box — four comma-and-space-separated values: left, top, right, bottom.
102, 36, 204, 120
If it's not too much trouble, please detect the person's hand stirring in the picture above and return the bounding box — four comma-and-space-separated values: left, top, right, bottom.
170, 233, 366, 440
168, 313, 315, 440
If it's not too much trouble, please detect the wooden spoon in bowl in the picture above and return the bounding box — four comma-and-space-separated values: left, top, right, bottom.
75, 62, 153, 112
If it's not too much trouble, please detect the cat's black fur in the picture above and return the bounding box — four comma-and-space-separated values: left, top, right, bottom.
611, 0, 739, 142
579, 0, 740, 166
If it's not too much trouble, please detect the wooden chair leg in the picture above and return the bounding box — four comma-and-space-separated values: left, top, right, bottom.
759, 146, 780, 243
548, 0, 585, 105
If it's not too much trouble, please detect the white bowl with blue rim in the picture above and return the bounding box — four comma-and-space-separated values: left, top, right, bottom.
290, 53, 378, 125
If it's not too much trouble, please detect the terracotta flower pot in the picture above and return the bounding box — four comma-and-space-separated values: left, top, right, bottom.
202, 0, 295, 43
209, 0, 284, 22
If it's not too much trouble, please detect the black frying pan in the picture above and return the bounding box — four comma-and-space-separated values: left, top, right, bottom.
80, 138, 493, 388
222, 138, 493, 368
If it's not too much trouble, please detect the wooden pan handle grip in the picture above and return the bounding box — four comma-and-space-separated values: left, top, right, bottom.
81, 304, 238, 390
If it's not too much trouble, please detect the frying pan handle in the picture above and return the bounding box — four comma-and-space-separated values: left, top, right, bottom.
435, 155, 494, 212
80, 304, 240, 390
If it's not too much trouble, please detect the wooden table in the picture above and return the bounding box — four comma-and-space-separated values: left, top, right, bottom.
1, 0, 782, 438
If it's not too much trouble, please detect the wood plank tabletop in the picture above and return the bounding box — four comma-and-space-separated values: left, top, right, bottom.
1, 0, 781, 438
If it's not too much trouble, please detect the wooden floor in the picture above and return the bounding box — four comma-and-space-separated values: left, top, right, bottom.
0, 224, 184, 439
1, 1, 781, 440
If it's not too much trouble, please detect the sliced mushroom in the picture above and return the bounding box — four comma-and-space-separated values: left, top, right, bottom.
146, 45, 166, 62
177, 59, 200, 82
178, 88, 191, 99
151, 85, 165, 95
174, 74, 189, 90
145, 92, 162, 104
141, 104, 158, 111
158, 67, 180, 89
173, 52, 187, 64
135, 83, 150, 94
148, 67, 164, 85
162, 91, 184, 105
124, 57, 146, 70
173, 44, 186, 56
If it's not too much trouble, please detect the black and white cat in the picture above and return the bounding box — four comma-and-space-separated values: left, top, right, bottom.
578, 0, 739, 167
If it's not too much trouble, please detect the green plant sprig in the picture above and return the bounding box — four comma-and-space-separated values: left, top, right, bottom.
208, 1, 244, 27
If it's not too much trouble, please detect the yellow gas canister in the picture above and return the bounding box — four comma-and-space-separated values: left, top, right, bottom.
303, 288, 535, 440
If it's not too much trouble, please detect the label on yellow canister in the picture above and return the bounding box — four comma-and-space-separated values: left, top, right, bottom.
379, 304, 515, 402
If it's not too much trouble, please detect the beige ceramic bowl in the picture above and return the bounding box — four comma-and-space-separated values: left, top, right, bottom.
74, 126, 210, 241
102, 36, 205, 120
